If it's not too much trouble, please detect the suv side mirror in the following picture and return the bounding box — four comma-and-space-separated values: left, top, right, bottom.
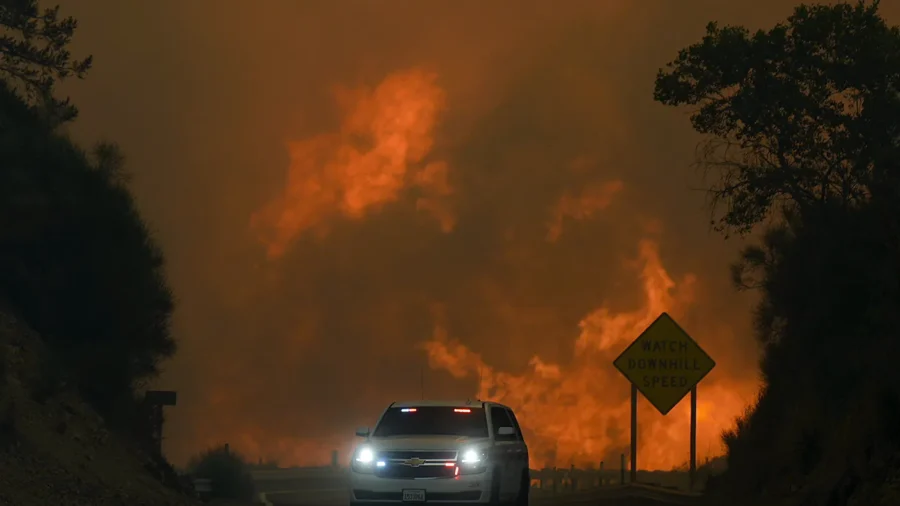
497, 426, 515, 436
355, 427, 370, 438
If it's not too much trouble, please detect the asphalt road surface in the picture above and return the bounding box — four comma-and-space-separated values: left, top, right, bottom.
252, 469, 707, 506
253, 468, 347, 506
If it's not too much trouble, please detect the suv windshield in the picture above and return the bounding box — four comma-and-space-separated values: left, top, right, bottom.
373, 406, 489, 438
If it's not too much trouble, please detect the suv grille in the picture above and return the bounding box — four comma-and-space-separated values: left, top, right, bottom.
375, 463, 457, 479
379, 450, 457, 460
372, 450, 459, 479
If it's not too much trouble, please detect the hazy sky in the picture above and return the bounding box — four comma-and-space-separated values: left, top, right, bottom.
56, 0, 900, 469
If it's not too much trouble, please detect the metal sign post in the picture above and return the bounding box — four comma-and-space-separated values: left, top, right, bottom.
630, 384, 637, 483
142, 390, 177, 456
690, 386, 697, 488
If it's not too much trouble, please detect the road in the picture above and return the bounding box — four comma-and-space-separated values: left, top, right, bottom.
251, 469, 707, 506
252, 468, 346, 505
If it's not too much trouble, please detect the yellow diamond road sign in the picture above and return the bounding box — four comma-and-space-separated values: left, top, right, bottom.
613, 312, 715, 416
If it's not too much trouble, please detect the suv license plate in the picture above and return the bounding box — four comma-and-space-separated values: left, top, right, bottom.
402, 489, 426, 502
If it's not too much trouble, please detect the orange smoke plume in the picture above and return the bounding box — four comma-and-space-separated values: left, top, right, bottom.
252, 68, 453, 258
422, 239, 752, 470
547, 180, 624, 242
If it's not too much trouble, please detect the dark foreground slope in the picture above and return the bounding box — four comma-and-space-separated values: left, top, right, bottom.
0, 309, 197, 506
707, 206, 900, 506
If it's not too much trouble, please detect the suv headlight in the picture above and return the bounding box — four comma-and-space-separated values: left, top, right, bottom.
458, 448, 487, 474
461, 449, 481, 463
351, 446, 378, 473
356, 447, 374, 463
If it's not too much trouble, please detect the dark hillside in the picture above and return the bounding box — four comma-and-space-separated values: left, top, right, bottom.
0, 79, 175, 421
0, 2, 191, 504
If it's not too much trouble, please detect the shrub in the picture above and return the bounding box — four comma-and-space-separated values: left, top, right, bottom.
187, 445, 257, 501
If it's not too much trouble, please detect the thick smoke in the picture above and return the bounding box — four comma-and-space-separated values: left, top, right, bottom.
56, 0, 881, 469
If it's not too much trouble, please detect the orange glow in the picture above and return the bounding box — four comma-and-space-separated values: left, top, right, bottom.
251, 68, 453, 259
220, 65, 761, 472
422, 239, 758, 470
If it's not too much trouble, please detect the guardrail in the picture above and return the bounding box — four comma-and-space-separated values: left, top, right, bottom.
246, 458, 705, 506
531, 466, 623, 492
531, 467, 688, 493
248, 453, 697, 493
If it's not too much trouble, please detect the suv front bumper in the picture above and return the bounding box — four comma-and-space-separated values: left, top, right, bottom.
349, 468, 494, 504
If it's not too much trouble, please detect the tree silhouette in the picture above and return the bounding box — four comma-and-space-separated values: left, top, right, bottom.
654, 0, 900, 236
0, 0, 92, 125
0, 3, 174, 423
655, 1, 900, 504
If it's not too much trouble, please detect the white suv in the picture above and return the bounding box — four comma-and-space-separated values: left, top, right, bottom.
349, 399, 530, 505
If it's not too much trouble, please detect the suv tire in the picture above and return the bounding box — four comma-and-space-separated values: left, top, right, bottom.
488, 467, 502, 505
514, 470, 530, 506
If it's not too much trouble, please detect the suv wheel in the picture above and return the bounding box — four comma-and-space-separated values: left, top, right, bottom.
488, 467, 502, 505
514, 470, 530, 506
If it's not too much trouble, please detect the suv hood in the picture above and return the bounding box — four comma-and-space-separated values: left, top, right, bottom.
367, 435, 491, 451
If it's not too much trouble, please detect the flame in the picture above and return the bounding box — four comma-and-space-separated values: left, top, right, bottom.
224, 68, 756, 471
546, 180, 624, 242
251, 68, 453, 259
422, 239, 754, 470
